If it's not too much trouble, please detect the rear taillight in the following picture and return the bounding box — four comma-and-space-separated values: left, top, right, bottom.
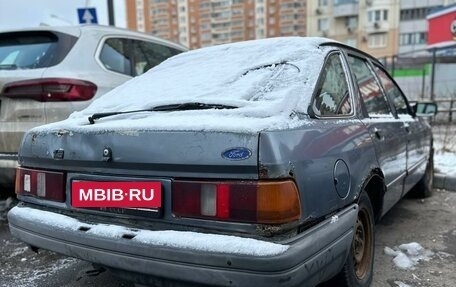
15, 167, 66, 202
172, 180, 301, 224
1, 78, 97, 101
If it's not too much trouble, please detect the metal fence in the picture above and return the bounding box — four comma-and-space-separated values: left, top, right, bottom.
435, 98, 456, 123
380, 44, 456, 123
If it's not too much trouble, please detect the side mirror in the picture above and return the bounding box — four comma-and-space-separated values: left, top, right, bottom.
412, 102, 438, 116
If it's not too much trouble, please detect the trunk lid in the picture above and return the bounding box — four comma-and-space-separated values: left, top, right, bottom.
19, 128, 259, 179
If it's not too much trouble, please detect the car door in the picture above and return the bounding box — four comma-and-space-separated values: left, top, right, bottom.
346, 54, 407, 214
373, 64, 430, 194
305, 50, 369, 216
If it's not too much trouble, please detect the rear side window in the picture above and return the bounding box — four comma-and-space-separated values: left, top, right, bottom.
313, 53, 352, 116
99, 38, 183, 76
347, 55, 390, 116
99, 38, 131, 75
132, 40, 182, 76
0, 31, 77, 70
374, 66, 410, 115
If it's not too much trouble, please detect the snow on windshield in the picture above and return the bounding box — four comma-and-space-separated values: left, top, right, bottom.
36, 37, 334, 133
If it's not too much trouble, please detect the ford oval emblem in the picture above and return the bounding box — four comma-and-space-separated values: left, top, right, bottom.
222, 147, 252, 161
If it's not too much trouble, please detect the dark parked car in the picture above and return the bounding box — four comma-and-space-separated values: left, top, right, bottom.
8, 37, 435, 287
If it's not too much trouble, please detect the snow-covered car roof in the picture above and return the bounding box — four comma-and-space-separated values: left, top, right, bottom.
34, 37, 337, 133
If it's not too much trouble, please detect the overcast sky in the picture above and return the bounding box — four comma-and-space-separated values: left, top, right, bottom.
0, 0, 127, 31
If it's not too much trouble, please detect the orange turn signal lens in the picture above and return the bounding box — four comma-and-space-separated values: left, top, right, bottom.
256, 180, 301, 224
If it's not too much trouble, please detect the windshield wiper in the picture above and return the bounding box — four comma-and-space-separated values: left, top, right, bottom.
152, 102, 236, 111
0, 64, 17, 70
87, 102, 236, 124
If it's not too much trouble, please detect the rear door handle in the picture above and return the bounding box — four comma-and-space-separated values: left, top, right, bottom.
373, 128, 383, 140
403, 123, 411, 133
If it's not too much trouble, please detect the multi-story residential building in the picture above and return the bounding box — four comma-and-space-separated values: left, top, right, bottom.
153, 0, 179, 43
127, 0, 180, 43
126, 0, 149, 32
307, 0, 400, 58
398, 0, 455, 56
255, 0, 307, 39
126, 0, 306, 49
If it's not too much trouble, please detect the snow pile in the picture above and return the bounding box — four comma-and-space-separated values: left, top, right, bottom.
31, 37, 334, 134
384, 242, 434, 269
394, 281, 412, 287
434, 151, 456, 176
9, 207, 289, 257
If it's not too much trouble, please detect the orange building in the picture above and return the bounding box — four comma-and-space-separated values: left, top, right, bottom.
126, 0, 307, 49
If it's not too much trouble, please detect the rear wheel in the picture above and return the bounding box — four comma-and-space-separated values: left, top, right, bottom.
325, 192, 374, 287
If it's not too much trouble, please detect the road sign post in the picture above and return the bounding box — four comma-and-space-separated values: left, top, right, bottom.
107, 0, 115, 26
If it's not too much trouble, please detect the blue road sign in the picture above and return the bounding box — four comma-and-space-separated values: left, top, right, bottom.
77, 8, 98, 24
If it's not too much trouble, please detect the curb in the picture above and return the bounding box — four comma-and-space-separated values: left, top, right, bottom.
434, 173, 456, 191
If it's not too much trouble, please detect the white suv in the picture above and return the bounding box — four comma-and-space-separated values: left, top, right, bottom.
0, 25, 186, 190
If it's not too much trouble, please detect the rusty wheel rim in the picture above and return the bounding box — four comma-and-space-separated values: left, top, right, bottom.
352, 208, 372, 280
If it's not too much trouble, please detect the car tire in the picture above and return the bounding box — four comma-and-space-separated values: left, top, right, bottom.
323, 192, 374, 287
408, 150, 434, 198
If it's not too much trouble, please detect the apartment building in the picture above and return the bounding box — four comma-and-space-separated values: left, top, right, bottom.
398, 0, 456, 55
307, 0, 400, 58
179, 0, 257, 48
126, 0, 148, 32
127, 0, 180, 43
256, 0, 307, 39
126, 0, 307, 49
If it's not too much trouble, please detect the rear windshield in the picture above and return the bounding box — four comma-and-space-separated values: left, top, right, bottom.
0, 31, 77, 70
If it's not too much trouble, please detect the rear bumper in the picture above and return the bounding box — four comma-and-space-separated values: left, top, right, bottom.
8, 204, 358, 287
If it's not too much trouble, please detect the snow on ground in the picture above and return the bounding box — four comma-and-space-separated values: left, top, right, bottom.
394, 281, 412, 287
0, 233, 79, 287
433, 124, 456, 177
7, 246, 28, 259
0, 257, 78, 287
434, 151, 456, 176
384, 242, 434, 269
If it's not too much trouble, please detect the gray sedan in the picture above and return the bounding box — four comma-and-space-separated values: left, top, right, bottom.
8, 37, 435, 287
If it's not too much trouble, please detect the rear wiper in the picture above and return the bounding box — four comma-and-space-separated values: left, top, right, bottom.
152, 102, 236, 111
88, 102, 236, 124
0, 64, 17, 70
